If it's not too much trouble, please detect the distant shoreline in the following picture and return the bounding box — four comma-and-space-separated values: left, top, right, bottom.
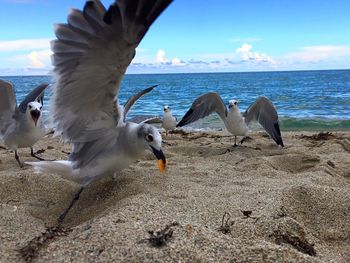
1, 68, 350, 77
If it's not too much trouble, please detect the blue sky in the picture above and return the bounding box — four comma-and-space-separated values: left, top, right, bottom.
1, 0, 350, 75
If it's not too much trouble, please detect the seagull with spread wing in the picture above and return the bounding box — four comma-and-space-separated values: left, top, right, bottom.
122, 84, 158, 123
177, 93, 284, 147
27, 0, 172, 222
0, 80, 49, 167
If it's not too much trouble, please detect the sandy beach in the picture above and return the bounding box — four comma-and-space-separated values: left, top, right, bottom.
0, 130, 349, 262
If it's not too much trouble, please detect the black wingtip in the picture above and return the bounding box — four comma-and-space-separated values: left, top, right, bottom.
274, 122, 284, 147
84, 1, 94, 9
103, 3, 117, 24
176, 108, 194, 127
145, 84, 159, 93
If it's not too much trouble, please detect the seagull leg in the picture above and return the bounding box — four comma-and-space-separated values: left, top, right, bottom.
233, 136, 238, 147
58, 186, 84, 223
15, 150, 24, 168
31, 147, 45, 161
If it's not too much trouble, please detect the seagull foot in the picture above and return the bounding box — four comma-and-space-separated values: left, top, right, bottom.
240, 136, 253, 145
31, 147, 45, 161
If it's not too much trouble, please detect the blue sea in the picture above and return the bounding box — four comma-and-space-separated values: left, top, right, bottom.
2, 70, 350, 131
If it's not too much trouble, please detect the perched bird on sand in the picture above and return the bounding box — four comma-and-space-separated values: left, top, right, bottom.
27, 0, 172, 222
162, 105, 177, 135
0, 80, 49, 167
177, 93, 284, 147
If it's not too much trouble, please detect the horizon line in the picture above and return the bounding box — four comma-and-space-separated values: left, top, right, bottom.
1, 68, 350, 78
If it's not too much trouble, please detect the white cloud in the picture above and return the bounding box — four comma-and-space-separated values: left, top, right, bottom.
0, 38, 51, 52
156, 49, 168, 63
5, 48, 52, 69
27, 49, 52, 68
284, 45, 350, 63
236, 43, 276, 64
155, 49, 186, 66
171, 57, 186, 66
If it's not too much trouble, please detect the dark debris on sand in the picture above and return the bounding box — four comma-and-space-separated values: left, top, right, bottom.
273, 230, 316, 257
35, 149, 46, 154
141, 222, 179, 247
19, 226, 71, 262
217, 212, 234, 234
298, 132, 335, 141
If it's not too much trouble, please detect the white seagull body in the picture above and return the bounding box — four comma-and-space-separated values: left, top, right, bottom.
225, 103, 249, 137
0, 80, 48, 166
162, 105, 177, 135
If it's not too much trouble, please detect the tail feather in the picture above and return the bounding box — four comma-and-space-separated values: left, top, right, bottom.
26, 160, 82, 184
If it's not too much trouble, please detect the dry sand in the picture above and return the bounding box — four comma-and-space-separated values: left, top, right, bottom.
0, 130, 349, 262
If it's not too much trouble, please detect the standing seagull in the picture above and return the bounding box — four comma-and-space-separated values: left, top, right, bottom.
177, 93, 284, 147
0, 80, 49, 167
27, 0, 171, 222
162, 105, 177, 135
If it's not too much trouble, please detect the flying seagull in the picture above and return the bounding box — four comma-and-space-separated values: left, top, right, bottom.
27, 0, 172, 222
0, 80, 49, 167
162, 105, 177, 135
177, 92, 284, 147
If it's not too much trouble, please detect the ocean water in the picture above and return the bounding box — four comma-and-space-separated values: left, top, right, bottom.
2, 70, 350, 131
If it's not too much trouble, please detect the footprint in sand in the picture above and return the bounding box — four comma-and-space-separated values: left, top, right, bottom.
267, 154, 320, 173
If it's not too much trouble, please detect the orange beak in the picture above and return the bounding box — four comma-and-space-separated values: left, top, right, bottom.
156, 159, 166, 173
151, 146, 166, 173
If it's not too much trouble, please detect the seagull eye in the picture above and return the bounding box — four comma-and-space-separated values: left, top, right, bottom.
28, 105, 32, 109
146, 134, 154, 142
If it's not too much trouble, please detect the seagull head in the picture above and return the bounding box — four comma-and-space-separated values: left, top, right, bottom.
228, 100, 239, 110
163, 105, 170, 112
137, 123, 166, 173
27, 101, 42, 126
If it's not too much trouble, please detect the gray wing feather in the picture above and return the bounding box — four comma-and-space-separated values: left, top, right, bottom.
0, 80, 16, 114
128, 115, 162, 124
244, 96, 284, 147
18, 83, 48, 113
177, 92, 227, 127
51, 0, 172, 166
123, 84, 158, 120
0, 80, 17, 137
51, 0, 172, 145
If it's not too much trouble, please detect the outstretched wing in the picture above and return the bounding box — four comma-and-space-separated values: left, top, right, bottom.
177, 92, 227, 127
244, 96, 284, 147
128, 115, 162, 124
18, 83, 49, 113
0, 80, 17, 138
0, 80, 16, 114
50, 0, 172, 143
123, 84, 158, 121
